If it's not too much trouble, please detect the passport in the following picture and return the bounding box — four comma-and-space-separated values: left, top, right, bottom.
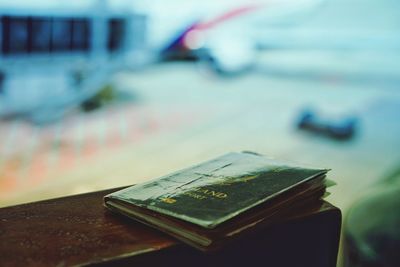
104, 152, 329, 251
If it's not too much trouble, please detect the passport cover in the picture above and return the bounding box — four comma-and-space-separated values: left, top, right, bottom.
104, 152, 328, 230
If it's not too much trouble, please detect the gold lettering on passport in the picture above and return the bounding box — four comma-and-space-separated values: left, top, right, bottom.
160, 197, 177, 204
190, 188, 228, 199
183, 191, 207, 200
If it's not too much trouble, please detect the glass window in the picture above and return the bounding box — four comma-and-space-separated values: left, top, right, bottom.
30, 17, 52, 53
51, 18, 72, 52
107, 18, 125, 52
71, 18, 90, 51
2, 16, 29, 54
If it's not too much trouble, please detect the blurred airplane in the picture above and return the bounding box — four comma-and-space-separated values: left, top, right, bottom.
156, 0, 326, 73
150, 0, 400, 74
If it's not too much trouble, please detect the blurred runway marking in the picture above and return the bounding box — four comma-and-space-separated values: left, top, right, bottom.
0, 120, 20, 158
19, 126, 40, 182
0, 104, 206, 199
